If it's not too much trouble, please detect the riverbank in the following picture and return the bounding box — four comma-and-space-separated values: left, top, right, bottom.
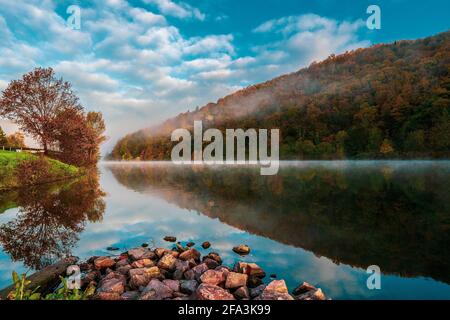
78, 240, 327, 300
1, 240, 328, 300
0, 150, 80, 191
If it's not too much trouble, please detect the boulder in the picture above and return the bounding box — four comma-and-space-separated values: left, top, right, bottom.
128, 248, 149, 261
200, 270, 226, 286
215, 265, 230, 275
201, 241, 211, 249
249, 284, 266, 298
186, 242, 195, 247
292, 282, 317, 296
154, 248, 170, 258
163, 279, 180, 292
157, 254, 177, 271
97, 272, 126, 295
79, 262, 92, 272
225, 272, 248, 289
173, 269, 184, 280
234, 286, 250, 300
94, 257, 116, 270
95, 292, 122, 300
232, 245, 250, 255
255, 280, 293, 300
141, 279, 173, 300
255, 291, 294, 300
115, 259, 130, 268
129, 267, 161, 289
234, 262, 266, 278
265, 280, 288, 294
116, 265, 132, 275
179, 248, 201, 261
180, 280, 199, 295
247, 275, 263, 288
82, 270, 100, 287
203, 258, 220, 269
121, 291, 140, 300
196, 284, 235, 300
164, 236, 177, 242
184, 269, 195, 280
174, 259, 190, 273
173, 291, 189, 298
295, 288, 326, 300
203, 252, 222, 265
131, 259, 154, 269
141, 251, 157, 260
140, 291, 157, 300
191, 263, 209, 280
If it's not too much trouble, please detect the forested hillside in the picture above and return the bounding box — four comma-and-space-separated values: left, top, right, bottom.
110, 31, 450, 160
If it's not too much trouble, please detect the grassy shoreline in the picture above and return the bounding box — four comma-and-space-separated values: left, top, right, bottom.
0, 150, 81, 191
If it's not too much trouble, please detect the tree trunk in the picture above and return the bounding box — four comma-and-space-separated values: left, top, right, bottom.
0, 257, 78, 299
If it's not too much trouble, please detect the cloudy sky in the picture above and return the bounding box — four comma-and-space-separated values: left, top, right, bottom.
0, 0, 448, 152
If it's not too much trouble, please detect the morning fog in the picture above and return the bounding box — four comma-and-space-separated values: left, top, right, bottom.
171, 121, 280, 175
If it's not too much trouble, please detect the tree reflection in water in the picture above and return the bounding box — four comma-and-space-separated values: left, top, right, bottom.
0, 171, 105, 270
107, 162, 450, 284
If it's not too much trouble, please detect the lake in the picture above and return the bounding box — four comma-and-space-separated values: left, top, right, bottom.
0, 161, 449, 299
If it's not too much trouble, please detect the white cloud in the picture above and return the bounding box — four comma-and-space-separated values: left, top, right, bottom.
144, 0, 205, 20
0, 1, 368, 153
250, 14, 369, 77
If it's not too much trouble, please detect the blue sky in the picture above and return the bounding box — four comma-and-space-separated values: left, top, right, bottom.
0, 0, 449, 151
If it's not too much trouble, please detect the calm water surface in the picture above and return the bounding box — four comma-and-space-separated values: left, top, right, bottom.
0, 161, 449, 299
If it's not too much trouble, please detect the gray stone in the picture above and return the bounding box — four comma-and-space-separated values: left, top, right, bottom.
141, 279, 173, 300
128, 248, 149, 261
234, 286, 250, 300
191, 263, 209, 280
250, 284, 266, 298
180, 280, 199, 295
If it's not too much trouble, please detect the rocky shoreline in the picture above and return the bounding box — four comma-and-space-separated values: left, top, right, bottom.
78, 239, 328, 301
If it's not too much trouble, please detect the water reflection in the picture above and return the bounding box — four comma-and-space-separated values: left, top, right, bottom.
0, 162, 449, 299
107, 162, 450, 285
0, 172, 105, 269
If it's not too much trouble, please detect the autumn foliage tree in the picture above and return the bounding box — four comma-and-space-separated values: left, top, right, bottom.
0, 68, 82, 153
0, 126, 7, 146
6, 132, 26, 148
111, 30, 450, 160
51, 108, 106, 167
0, 68, 105, 167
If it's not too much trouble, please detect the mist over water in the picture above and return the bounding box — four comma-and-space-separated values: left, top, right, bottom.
0, 161, 449, 299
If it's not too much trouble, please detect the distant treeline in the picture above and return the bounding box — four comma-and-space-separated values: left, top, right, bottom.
110, 31, 450, 160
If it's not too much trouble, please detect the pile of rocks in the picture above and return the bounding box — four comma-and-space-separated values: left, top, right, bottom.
79, 244, 327, 300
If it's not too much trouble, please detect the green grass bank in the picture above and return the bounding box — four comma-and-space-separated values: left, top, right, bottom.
0, 150, 80, 191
